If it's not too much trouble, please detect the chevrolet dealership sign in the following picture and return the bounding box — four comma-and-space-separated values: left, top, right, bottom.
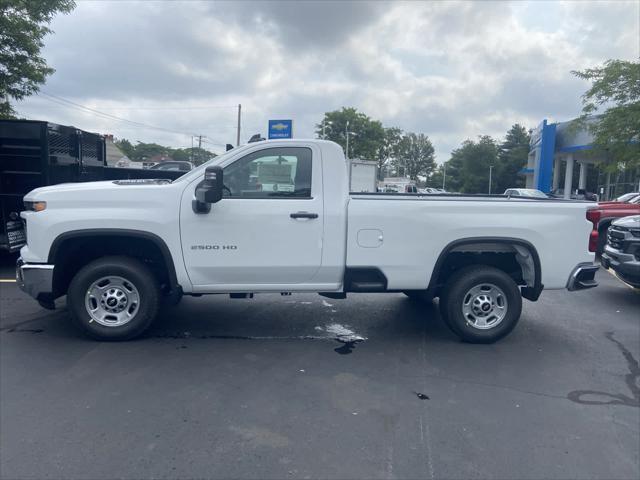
268, 119, 293, 139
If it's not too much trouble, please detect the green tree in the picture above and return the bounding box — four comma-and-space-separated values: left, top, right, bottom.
448, 136, 499, 193
393, 132, 436, 181
428, 163, 447, 190
316, 107, 385, 160
114, 138, 135, 159
0, 0, 76, 118
115, 139, 216, 166
128, 142, 169, 162
494, 124, 530, 193
375, 127, 402, 180
173, 147, 216, 166
572, 59, 640, 168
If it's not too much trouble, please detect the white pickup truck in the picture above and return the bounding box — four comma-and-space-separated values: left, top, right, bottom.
17, 139, 599, 343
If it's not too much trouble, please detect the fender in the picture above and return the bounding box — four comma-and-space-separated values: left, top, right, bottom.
428, 236, 543, 301
48, 228, 180, 293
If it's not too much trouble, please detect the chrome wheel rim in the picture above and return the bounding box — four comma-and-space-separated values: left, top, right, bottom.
85, 276, 140, 327
461, 283, 507, 330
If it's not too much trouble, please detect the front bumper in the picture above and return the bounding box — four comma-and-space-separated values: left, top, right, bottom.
566, 263, 599, 291
16, 257, 55, 302
602, 246, 640, 286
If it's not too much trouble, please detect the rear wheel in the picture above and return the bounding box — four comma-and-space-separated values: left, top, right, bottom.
441, 266, 522, 343
67, 256, 160, 341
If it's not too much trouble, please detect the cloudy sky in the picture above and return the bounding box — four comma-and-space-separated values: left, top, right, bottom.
15, 0, 640, 160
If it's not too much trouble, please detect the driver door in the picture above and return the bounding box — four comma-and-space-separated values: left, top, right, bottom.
180, 145, 324, 288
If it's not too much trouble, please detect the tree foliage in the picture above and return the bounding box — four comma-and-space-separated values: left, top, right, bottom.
0, 0, 76, 118
317, 107, 436, 181
375, 127, 402, 180
572, 59, 640, 168
316, 107, 385, 161
392, 132, 436, 181
445, 136, 499, 193
114, 139, 216, 166
494, 124, 530, 193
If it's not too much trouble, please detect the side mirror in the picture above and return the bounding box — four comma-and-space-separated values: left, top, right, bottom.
193, 166, 224, 213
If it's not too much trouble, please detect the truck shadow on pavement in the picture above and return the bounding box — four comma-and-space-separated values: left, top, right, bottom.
145, 294, 458, 351
567, 331, 640, 408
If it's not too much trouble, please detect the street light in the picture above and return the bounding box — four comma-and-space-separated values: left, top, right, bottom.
322, 120, 332, 139
489, 165, 494, 194
442, 163, 447, 190
345, 121, 353, 159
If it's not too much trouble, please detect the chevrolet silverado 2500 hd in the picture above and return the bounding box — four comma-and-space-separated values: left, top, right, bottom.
17, 139, 599, 343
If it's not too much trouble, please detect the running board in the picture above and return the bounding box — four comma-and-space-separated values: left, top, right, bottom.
344, 267, 388, 292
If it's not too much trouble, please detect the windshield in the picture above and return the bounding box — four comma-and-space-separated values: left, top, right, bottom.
523, 190, 548, 198
616, 192, 639, 202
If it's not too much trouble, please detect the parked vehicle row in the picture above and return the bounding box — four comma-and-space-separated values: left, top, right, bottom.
586, 194, 640, 253
601, 215, 640, 288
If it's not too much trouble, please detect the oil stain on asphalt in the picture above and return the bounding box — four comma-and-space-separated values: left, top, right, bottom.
567, 331, 639, 407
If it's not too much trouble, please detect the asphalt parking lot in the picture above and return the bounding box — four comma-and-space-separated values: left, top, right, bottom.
1, 254, 639, 480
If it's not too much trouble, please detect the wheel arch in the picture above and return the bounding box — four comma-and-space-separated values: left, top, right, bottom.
428, 237, 543, 301
48, 229, 179, 298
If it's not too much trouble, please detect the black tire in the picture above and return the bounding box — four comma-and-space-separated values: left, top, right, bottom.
67, 256, 160, 341
597, 225, 609, 255
437, 287, 451, 327
441, 266, 522, 344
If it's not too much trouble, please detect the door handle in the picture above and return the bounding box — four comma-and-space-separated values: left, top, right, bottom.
290, 212, 318, 219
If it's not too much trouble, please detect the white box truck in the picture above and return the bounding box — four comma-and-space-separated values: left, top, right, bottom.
349, 159, 378, 192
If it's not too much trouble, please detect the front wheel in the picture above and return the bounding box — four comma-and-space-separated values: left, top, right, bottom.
441, 266, 522, 343
67, 256, 160, 341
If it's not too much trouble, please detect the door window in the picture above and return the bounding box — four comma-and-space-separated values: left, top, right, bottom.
223, 147, 312, 198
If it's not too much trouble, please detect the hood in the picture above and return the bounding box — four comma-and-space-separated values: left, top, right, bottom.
596, 201, 639, 209
24, 179, 172, 201
612, 215, 640, 229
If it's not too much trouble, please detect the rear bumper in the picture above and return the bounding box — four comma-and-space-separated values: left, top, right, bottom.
16, 257, 55, 302
566, 262, 599, 291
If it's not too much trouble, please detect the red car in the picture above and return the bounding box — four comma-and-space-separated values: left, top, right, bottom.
586, 194, 640, 253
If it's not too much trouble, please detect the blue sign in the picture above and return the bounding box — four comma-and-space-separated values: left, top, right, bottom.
268, 119, 293, 139
528, 119, 556, 193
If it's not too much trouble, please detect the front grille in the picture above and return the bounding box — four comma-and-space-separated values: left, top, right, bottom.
607, 227, 625, 250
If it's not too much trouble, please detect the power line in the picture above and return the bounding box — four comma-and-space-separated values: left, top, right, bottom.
56, 105, 239, 111
37, 92, 201, 137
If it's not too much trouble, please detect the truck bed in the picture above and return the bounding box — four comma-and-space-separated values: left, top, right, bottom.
346, 193, 594, 290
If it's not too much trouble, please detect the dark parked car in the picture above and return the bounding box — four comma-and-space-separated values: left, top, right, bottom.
549, 188, 598, 201
149, 161, 194, 172
601, 215, 640, 288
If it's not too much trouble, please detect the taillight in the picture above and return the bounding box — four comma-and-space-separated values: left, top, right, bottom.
586, 208, 601, 228
586, 208, 601, 252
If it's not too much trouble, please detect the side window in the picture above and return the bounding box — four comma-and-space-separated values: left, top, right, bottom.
223, 147, 312, 198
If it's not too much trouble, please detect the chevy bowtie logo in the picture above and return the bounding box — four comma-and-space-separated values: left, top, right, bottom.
271, 123, 289, 131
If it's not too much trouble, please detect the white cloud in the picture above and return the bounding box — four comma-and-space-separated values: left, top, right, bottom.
14, 0, 640, 159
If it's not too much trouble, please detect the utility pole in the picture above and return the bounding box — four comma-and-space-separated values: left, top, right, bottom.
196, 135, 203, 165
236, 104, 241, 146
489, 165, 493, 194
345, 120, 350, 160
442, 163, 447, 190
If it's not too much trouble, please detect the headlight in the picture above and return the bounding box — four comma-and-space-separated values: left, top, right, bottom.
23, 201, 47, 212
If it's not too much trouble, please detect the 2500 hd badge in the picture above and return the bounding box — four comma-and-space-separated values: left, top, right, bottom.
191, 245, 238, 250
